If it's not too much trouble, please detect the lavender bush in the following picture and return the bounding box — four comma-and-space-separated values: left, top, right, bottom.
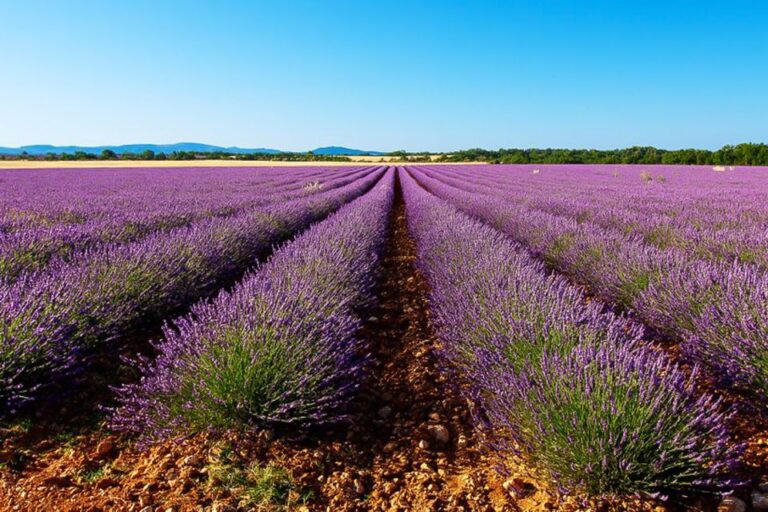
111, 171, 394, 441
477, 342, 736, 495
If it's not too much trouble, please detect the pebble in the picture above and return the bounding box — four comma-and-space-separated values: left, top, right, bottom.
178, 454, 201, 467
753, 492, 768, 511
94, 478, 118, 489
418, 439, 430, 450
457, 434, 468, 449
718, 496, 747, 512
383, 442, 398, 453
42, 476, 73, 487
419, 462, 434, 473
378, 406, 392, 419
513, 477, 535, 490
367, 316, 379, 323
427, 424, 450, 443
353, 478, 365, 495
95, 437, 116, 458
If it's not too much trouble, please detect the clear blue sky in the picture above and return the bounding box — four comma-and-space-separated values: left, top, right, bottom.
1, 0, 766, 152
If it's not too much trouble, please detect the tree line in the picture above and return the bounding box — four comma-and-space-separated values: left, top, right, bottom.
435, 143, 768, 166
2, 143, 768, 165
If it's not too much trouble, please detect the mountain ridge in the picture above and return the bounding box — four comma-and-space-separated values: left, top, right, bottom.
0, 143, 385, 156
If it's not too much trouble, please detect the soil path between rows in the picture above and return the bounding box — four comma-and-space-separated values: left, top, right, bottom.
311, 174, 520, 511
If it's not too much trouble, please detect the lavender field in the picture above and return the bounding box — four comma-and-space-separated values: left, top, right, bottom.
2, 164, 767, 511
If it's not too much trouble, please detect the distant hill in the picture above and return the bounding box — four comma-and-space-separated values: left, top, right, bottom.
0, 143, 383, 156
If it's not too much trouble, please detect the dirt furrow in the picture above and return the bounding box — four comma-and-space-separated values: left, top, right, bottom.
312, 175, 519, 511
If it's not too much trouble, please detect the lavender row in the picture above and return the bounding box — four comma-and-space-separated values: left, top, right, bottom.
111, 170, 395, 442
0, 167, 373, 281
428, 164, 768, 222
0, 166, 354, 234
0, 169, 384, 416
0, 165, 366, 241
408, 167, 768, 404
400, 169, 736, 495
416, 165, 768, 268
0, 169, 292, 234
